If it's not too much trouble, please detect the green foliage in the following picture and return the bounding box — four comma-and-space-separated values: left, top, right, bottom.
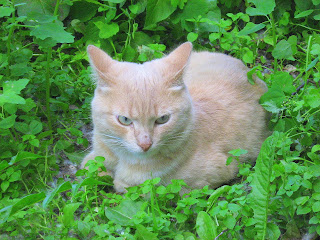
0, 0, 320, 238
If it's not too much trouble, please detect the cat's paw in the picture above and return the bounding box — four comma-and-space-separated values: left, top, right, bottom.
113, 179, 130, 193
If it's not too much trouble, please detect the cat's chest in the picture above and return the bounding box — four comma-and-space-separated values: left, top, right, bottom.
114, 153, 180, 184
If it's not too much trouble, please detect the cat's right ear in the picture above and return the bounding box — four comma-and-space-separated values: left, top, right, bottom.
87, 45, 116, 89
162, 42, 193, 91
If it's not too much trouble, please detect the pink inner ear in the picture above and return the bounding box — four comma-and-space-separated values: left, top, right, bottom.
161, 42, 192, 88
87, 45, 117, 86
165, 42, 193, 73
87, 45, 114, 74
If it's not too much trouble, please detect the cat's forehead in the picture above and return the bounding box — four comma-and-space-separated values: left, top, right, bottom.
114, 61, 162, 84
101, 60, 183, 118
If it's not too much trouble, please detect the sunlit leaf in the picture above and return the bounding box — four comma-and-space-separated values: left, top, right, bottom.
30, 22, 74, 43
246, 0, 275, 16
196, 211, 218, 239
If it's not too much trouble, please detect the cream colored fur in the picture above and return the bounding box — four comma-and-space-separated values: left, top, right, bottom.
81, 42, 269, 192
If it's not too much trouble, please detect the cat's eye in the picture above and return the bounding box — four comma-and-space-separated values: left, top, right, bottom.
117, 115, 133, 126
155, 115, 170, 124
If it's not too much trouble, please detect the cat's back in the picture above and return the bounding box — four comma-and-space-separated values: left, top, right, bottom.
183, 50, 269, 158
184, 51, 267, 104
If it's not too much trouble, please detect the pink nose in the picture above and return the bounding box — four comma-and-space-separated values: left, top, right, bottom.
138, 142, 152, 152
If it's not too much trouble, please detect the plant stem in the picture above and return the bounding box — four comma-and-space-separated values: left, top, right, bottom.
45, 48, 53, 131
300, 36, 313, 98
269, 13, 278, 72
53, 0, 61, 16
150, 183, 158, 233
6, 0, 16, 77
44, 0, 61, 131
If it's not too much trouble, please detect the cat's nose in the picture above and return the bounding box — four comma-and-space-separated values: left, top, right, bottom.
137, 135, 153, 152
139, 142, 152, 152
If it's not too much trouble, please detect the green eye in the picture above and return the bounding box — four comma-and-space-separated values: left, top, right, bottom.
155, 115, 170, 124
117, 115, 133, 126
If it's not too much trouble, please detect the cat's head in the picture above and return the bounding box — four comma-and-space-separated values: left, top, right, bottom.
88, 42, 193, 159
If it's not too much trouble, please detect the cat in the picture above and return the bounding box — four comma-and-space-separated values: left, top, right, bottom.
81, 42, 269, 193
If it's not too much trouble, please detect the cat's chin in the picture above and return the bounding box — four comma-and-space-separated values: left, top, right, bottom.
116, 147, 159, 165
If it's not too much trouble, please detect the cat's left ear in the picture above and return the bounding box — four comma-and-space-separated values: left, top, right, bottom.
87, 45, 117, 89
163, 42, 192, 90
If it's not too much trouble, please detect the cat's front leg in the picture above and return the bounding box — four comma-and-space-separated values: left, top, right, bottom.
113, 177, 131, 193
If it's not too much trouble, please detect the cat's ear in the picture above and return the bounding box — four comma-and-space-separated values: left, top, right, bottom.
87, 45, 116, 88
163, 42, 192, 90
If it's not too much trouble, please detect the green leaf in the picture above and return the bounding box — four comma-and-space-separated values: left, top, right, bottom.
295, 196, 310, 205
312, 145, 320, 153
69, 1, 99, 22
16, 0, 70, 21
171, 0, 188, 9
29, 139, 40, 147
12, 192, 46, 215
207, 185, 231, 212
30, 22, 74, 43
196, 211, 218, 239
266, 223, 281, 240
309, 216, 319, 224
1, 181, 9, 192
0, 115, 16, 129
223, 215, 236, 229
62, 203, 82, 227
249, 132, 281, 239
238, 22, 265, 36
144, 0, 177, 28
304, 89, 320, 108
19, 98, 36, 112
173, 0, 209, 31
12, 151, 43, 166
311, 44, 320, 56
314, 14, 320, 20
3, 79, 29, 94
107, 0, 126, 3
260, 87, 286, 112
27, 13, 56, 23
135, 224, 159, 240
228, 203, 241, 212
0, 92, 26, 106
0, 160, 9, 171
187, 32, 198, 42
95, 22, 119, 39
270, 72, 296, 94
0, 192, 46, 224
123, 45, 136, 62
297, 206, 311, 215
312, 202, 320, 212
228, 149, 248, 157
9, 171, 21, 182
77, 221, 91, 237
0, 7, 15, 17
295, 10, 314, 18
43, 181, 72, 208
306, 57, 319, 71
246, 0, 275, 16
243, 49, 254, 64
272, 40, 294, 60
29, 120, 43, 135
105, 200, 143, 226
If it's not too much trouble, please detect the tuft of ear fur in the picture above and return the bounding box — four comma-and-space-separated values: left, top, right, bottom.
162, 42, 193, 90
87, 45, 116, 88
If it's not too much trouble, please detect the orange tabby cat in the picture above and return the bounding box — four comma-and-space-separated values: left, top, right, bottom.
81, 42, 269, 192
